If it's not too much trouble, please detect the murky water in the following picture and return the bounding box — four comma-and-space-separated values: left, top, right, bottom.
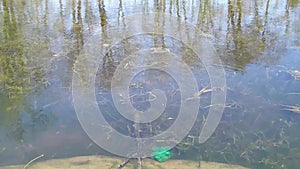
0, 0, 300, 168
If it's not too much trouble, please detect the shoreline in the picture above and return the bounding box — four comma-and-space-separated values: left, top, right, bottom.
0, 155, 248, 169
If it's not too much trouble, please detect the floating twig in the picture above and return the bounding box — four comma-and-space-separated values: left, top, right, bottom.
281, 104, 300, 114
287, 92, 300, 95
185, 86, 214, 100
23, 154, 44, 169
289, 70, 300, 79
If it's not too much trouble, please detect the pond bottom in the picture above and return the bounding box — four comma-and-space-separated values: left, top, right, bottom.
0, 155, 248, 169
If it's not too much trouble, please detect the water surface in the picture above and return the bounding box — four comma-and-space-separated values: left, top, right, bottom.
0, 0, 300, 168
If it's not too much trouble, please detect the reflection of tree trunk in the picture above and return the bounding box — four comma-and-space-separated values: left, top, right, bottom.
182, 0, 187, 20
98, 0, 108, 41
191, 0, 195, 18
77, 0, 82, 25
162, 0, 166, 13
154, 14, 159, 46
206, 0, 213, 29
71, 0, 84, 54
143, 0, 149, 13
98, 0, 107, 27
153, 10, 166, 48
77, 0, 84, 50
59, 0, 64, 20
176, 0, 180, 18
237, 0, 242, 31
197, 0, 202, 28
262, 0, 270, 43
43, 0, 50, 48
8, 0, 17, 34
84, 0, 91, 31
72, 0, 76, 23
65, 0, 84, 88
98, 0, 115, 88
169, 0, 172, 14
196, 0, 213, 31
43, 0, 48, 27
3, 0, 10, 40
226, 0, 234, 50
254, 0, 261, 28
1, 0, 30, 132
59, 0, 63, 16
3, 0, 17, 40
226, 0, 250, 70
235, 0, 242, 52
118, 0, 124, 18
33, 0, 41, 36
227, 0, 234, 27
118, 0, 126, 26
58, 0, 67, 35
285, 0, 290, 34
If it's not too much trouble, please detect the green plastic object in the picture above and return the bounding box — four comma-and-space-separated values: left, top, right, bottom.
151, 146, 172, 162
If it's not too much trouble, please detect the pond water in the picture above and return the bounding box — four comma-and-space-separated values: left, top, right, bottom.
0, 0, 300, 168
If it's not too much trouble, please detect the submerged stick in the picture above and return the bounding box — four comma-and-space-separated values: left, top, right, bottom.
118, 112, 144, 169
137, 158, 142, 169
23, 154, 44, 169
118, 158, 131, 169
